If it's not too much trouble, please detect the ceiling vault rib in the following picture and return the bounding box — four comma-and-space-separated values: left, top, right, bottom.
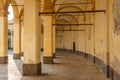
39, 10, 105, 15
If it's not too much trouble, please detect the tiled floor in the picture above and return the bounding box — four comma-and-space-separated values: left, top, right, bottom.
0, 50, 108, 80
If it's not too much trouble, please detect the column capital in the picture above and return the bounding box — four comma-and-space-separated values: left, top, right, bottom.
0, 10, 8, 17
13, 18, 20, 24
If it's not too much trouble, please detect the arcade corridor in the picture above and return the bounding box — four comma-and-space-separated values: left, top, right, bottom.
0, 50, 108, 80
0, 0, 120, 80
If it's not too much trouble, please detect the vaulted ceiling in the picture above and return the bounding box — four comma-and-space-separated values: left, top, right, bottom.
0, 0, 94, 28
53, 0, 94, 30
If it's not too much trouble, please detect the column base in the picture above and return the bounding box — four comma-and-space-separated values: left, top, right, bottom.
43, 56, 53, 64
13, 54, 21, 59
23, 62, 41, 76
0, 56, 8, 64
53, 53, 56, 58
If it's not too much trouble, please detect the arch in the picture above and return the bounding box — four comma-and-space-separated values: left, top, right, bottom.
56, 6, 84, 16
55, 19, 70, 24
55, 5, 86, 22
7, 0, 19, 19
0, 0, 4, 10
55, 19, 70, 30
56, 14, 78, 24
19, 7, 24, 18
57, 6, 83, 13
53, 0, 57, 4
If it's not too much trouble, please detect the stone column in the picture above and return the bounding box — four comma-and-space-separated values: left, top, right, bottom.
21, 20, 24, 56
43, 15, 53, 64
23, 0, 41, 76
0, 10, 8, 64
53, 25, 56, 58
13, 18, 21, 59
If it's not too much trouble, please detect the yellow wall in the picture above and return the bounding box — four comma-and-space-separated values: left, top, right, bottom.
55, 0, 120, 76
108, 0, 120, 75
94, 0, 107, 64
85, 13, 94, 56
56, 26, 85, 52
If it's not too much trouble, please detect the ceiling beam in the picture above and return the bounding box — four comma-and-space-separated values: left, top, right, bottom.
53, 24, 93, 26
56, 30, 84, 31
39, 10, 106, 15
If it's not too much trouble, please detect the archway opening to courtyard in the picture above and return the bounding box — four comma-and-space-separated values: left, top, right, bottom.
8, 4, 14, 55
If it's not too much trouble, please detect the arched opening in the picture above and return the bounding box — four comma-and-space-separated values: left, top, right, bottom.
7, 0, 19, 57
8, 4, 14, 20
55, 5, 84, 53
8, 4, 14, 55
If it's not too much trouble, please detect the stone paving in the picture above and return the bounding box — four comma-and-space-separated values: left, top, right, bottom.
0, 50, 108, 80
